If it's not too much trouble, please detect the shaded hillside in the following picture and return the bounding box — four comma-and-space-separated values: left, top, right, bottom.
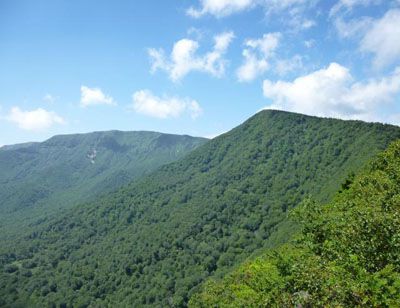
0, 131, 206, 239
190, 140, 400, 307
1, 110, 399, 307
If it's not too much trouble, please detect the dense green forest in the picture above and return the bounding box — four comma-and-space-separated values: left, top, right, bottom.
190, 140, 400, 307
0, 131, 206, 241
1, 110, 400, 307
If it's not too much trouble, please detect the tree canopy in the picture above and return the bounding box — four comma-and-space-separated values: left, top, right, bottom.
190, 140, 400, 307
1, 110, 400, 307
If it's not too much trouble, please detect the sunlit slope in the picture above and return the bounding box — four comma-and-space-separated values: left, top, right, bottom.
1, 110, 399, 307
190, 140, 400, 307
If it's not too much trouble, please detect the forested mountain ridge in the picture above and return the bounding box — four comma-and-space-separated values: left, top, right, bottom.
190, 140, 400, 307
1, 110, 400, 307
0, 131, 207, 240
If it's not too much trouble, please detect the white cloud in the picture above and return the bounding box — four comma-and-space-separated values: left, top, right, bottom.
186, 27, 205, 41
301, 19, 316, 29
264, 0, 310, 13
245, 33, 280, 57
237, 51, 269, 82
131, 90, 203, 119
237, 33, 304, 81
6, 107, 65, 131
275, 55, 303, 76
237, 33, 280, 82
186, 0, 317, 35
330, 0, 382, 17
360, 9, 400, 69
187, 0, 314, 20
263, 63, 400, 122
332, 8, 400, 69
334, 16, 373, 39
149, 32, 234, 82
80, 86, 116, 107
266, 0, 318, 32
187, 0, 256, 18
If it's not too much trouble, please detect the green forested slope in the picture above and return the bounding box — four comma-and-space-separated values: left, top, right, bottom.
190, 140, 400, 307
0, 131, 206, 240
1, 110, 399, 307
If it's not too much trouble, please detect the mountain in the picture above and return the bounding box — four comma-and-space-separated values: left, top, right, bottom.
190, 140, 400, 307
1, 110, 400, 307
0, 131, 207, 240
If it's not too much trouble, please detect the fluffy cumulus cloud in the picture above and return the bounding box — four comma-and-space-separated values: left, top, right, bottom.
332, 4, 400, 70
132, 90, 203, 119
6, 107, 65, 131
237, 33, 280, 82
263, 63, 400, 122
360, 9, 400, 69
149, 32, 234, 82
80, 86, 116, 107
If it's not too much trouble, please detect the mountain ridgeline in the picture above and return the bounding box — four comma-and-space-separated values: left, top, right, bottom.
1, 110, 400, 307
0, 131, 207, 240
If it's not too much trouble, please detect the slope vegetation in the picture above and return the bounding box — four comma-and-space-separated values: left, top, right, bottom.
191, 140, 400, 307
1, 111, 399, 307
0, 131, 206, 239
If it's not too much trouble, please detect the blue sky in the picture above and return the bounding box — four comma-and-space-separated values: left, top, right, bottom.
1, 0, 400, 146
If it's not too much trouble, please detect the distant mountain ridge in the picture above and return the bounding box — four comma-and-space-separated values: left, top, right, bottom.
1, 110, 399, 307
0, 142, 39, 151
0, 130, 207, 239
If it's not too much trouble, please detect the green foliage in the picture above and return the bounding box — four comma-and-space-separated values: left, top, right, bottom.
1, 110, 400, 307
0, 131, 206, 241
190, 140, 400, 307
